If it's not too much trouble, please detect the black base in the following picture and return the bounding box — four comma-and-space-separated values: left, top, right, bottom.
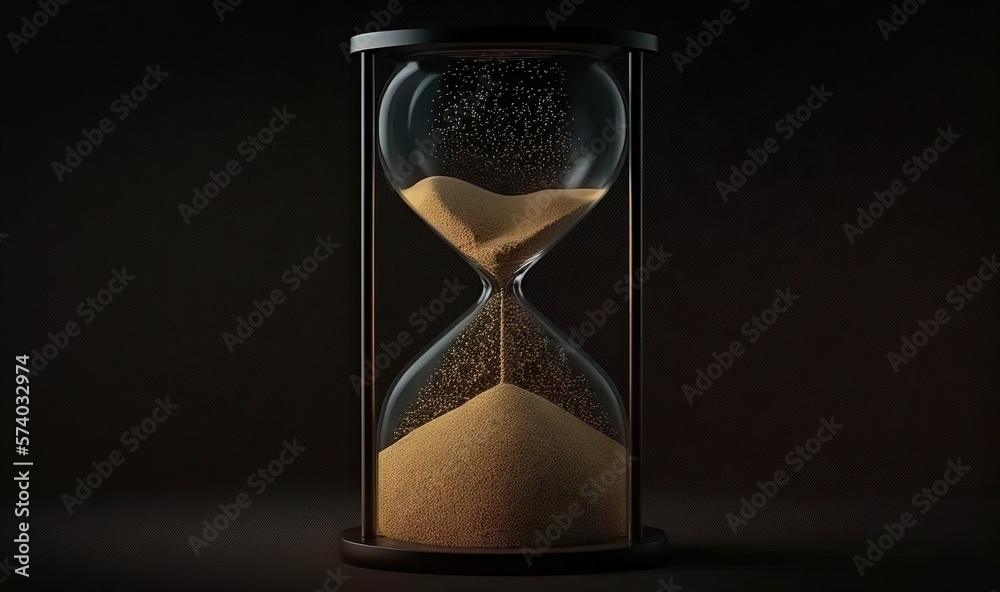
339, 526, 668, 575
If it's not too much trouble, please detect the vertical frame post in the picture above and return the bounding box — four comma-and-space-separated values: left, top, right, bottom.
627, 50, 644, 541
360, 51, 377, 540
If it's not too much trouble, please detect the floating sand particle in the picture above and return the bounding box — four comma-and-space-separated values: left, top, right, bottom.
393, 288, 614, 441
379, 382, 626, 548
429, 59, 575, 195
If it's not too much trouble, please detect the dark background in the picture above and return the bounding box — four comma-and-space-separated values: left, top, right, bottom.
1, 0, 997, 590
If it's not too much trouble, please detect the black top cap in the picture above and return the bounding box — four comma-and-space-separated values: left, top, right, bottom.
349, 27, 658, 59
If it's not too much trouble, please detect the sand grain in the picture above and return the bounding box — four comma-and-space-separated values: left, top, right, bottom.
401, 176, 602, 282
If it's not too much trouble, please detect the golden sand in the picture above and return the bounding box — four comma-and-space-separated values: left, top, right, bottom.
385, 176, 619, 548
378, 382, 626, 548
400, 176, 602, 282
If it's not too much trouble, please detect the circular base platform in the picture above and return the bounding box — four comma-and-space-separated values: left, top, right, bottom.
339, 526, 668, 575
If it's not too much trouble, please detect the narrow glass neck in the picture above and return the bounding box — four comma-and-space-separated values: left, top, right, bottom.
480, 266, 530, 299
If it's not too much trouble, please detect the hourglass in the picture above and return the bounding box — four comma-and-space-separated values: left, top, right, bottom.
341, 28, 664, 574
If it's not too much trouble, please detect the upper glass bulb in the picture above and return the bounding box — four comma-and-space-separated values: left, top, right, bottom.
378, 53, 628, 282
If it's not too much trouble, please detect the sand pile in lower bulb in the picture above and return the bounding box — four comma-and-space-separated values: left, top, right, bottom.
400, 176, 603, 282
378, 382, 626, 548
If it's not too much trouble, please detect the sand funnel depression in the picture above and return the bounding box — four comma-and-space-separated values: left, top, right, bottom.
400, 176, 603, 282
